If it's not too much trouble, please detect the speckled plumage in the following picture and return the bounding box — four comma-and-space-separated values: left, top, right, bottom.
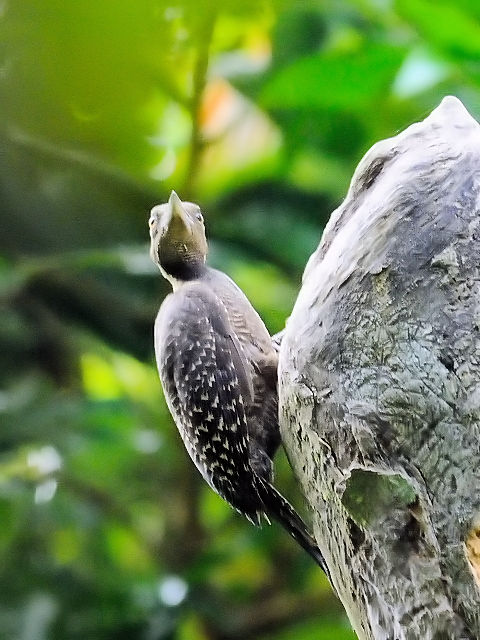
155, 281, 265, 522
149, 191, 328, 573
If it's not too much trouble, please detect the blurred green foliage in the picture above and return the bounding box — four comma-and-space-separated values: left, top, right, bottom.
1, 0, 479, 638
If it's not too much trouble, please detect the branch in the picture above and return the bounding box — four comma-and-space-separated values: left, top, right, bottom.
182, 12, 216, 199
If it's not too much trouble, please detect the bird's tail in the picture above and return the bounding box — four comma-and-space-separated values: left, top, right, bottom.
255, 475, 330, 579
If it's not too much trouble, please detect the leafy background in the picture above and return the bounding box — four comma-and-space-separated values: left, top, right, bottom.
1, 1, 479, 638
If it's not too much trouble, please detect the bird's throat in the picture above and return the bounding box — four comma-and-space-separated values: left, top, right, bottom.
159, 254, 206, 285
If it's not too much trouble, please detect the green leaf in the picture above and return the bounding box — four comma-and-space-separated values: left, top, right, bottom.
259, 616, 357, 640
397, 0, 480, 59
261, 43, 406, 110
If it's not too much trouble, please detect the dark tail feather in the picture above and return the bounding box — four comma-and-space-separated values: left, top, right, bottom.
255, 476, 331, 580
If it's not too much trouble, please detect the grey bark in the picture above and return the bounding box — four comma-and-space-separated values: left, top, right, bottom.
279, 97, 480, 640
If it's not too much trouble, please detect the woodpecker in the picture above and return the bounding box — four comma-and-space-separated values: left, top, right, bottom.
149, 191, 328, 574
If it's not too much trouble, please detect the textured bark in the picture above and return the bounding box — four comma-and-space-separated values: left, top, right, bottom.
279, 97, 480, 640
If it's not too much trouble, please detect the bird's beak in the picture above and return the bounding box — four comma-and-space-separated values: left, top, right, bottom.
167, 190, 192, 232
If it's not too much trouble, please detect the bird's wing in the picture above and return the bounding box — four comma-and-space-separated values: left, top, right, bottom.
154, 284, 261, 522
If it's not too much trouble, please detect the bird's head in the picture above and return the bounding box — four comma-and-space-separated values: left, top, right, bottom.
149, 191, 208, 283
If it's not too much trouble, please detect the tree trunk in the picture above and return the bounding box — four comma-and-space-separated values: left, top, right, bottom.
279, 96, 480, 640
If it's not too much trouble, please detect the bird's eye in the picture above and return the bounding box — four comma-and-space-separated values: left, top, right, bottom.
149, 217, 156, 228
195, 211, 203, 222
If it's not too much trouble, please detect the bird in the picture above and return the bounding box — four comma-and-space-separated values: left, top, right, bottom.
149, 190, 329, 574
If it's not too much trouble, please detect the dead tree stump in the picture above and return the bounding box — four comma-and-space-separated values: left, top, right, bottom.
279, 96, 480, 640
